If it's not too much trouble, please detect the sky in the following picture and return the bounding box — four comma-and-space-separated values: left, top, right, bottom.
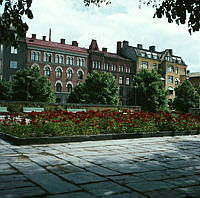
2, 0, 200, 72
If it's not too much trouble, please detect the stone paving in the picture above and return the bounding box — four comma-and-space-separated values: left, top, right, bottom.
0, 135, 200, 197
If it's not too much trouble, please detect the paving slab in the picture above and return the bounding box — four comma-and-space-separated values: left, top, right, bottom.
0, 135, 200, 197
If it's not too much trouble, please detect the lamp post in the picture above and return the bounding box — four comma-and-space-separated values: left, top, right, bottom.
134, 85, 138, 106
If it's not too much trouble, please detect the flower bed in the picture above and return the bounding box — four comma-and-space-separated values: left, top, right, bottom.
0, 110, 200, 138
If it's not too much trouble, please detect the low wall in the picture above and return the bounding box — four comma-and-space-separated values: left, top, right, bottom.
0, 100, 141, 113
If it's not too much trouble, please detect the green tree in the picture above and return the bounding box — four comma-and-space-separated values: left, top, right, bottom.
173, 80, 199, 113
12, 67, 55, 103
68, 71, 119, 105
0, 0, 33, 47
0, 79, 12, 100
129, 69, 168, 112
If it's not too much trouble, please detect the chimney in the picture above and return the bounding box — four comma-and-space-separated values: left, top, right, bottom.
49, 28, 51, 41
137, 44, 143, 49
123, 40, 129, 47
72, 41, 78, 47
42, 36, 46, 41
149, 45, 155, 52
168, 49, 173, 55
117, 41, 121, 55
32, 34, 36, 39
60, 38, 65, 44
102, 47, 107, 52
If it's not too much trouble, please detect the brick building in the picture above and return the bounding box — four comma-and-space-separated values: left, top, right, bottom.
117, 41, 187, 102
26, 34, 88, 103
88, 40, 134, 104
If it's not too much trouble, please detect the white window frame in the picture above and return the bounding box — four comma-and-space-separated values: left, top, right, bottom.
10, 46, 17, 54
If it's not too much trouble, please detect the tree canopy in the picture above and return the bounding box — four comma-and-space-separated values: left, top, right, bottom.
128, 69, 168, 112
68, 71, 119, 105
0, 0, 33, 47
0, 79, 12, 100
140, 0, 200, 34
12, 67, 55, 103
173, 80, 199, 113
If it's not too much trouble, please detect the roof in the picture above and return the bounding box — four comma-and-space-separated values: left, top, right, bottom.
26, 37, 88, 54
188, 72, 200, 78
92, 50, 132, 61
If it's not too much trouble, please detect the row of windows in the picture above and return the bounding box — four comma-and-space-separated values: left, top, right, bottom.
165, 56, 183, 64
92, 61, 131, 73
168, 75, 180, 85
56, 83, 73, 93
118, 76, 130, 85
44, 67, 84, 80
31, 51, 85, 66
139, 51, 159, 60
168, 65, 179, 74
140, 62, 157, 70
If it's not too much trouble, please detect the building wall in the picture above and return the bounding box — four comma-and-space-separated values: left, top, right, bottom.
88, 50, 134, 105
1, 41, 27, 81
27, 45, 88, 103
189, 77, 200, 88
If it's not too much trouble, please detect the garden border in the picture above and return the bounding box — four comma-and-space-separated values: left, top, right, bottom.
0, 130, 200, 146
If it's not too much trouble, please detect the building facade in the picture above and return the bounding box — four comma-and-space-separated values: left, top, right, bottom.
88, 40, 134, 104
117, 41, 187, 102
188, 72, 200, 88
0, 41, 27, 81
26, 34, 88, 103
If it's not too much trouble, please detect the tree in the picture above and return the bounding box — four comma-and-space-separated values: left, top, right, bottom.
87, 0, 200, 34
128, 69, 168, 112
0, 0, 33, 47
140, 0, 200, 34
0, 79, 12, 100
68, 71, 120, 105
12, 67, 55, 103
173, 80, 199, 113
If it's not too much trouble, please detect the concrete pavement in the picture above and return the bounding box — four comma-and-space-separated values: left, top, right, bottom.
1, 135, 200, 197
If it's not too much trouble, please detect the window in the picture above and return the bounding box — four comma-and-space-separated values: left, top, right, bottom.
10, 61, 17, 69
168, 76, 173, 84
55, 55, 64, 64
103, 63, 106, 70
175, 67, 178, 74
31, 51, 40, 61
119, 76, 123, 85
168, 87, 174, 95
165, 56, 170, 61
10, 46, 17, 54
140, 51, 146, 57
152, 63, 157, 70
66, 56, 74, 65
44, 67, 51, 77
146, 52, 152, 58
78, 70, 83, 80
126, 78, 130, 85
67, 84, 73, 93
67, 69, 73, 79
175, 78, 180, 85
56, 83, 62, 92
106, 63, 109, 71
119, 65, 124, 72
56, 68, 62, 78
152, 53, 158, 59
141, 61, 148, 69
44, 53, 52, 62
168, 65, 174, 72
125, 67, 130, 73
113, 64, 117, 72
